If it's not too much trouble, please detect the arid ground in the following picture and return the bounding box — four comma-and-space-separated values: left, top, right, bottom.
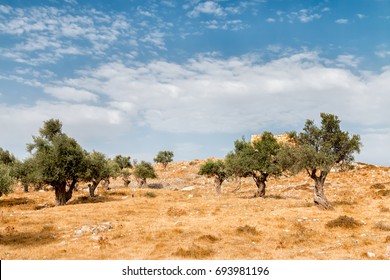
1, 160, 390, 260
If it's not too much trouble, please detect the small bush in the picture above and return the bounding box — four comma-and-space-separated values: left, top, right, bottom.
173, 244, 214, 259
380, 206, 390, 213
236, 225, 259, 235
377, 190, 390, 197
197, 234, 220, 243
148, 183, 163, 189
375, 222, 390, 231
326, 215, 363, 229
145, 191, 156, 198
370, 183, 386, 190
167, 207, 187, 217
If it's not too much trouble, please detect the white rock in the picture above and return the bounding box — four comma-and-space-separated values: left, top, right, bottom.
385, 245, 390, 258
367, 252, 376, 258
182, 186, 196, 191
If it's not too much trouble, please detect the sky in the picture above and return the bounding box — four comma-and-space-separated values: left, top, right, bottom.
0, 0, 390, 166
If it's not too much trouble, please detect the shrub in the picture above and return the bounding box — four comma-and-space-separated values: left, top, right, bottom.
145, 191, 156, 198
326, 215, 362, 229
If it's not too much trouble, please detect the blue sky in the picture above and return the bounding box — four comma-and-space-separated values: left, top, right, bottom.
0, 0, 390, 165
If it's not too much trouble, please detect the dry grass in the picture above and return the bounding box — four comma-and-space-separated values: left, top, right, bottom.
1, 161, 390, 260
326, 216, 363, 229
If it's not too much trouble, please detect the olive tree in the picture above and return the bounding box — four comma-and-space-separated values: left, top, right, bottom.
83, 151, 117, 198
13, 157, 43, 192
27, 119, 86, 206
198, 159, 227, 194
154, 150, 174, 168
0, 164, 14, 197
113, 155, 132, 187
225, 132, 282, 198
0, 148, 16, 196
133, 161, 157, 187
279, 113, 361, 209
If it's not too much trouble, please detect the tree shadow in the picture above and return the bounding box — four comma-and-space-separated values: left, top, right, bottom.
0, 197, 36, 207
68, 195, 119, 205
0, 225, 57, 248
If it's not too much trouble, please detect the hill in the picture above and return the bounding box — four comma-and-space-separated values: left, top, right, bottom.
1, 160, 390, 260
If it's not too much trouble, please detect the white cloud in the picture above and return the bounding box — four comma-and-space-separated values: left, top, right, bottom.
140, 31, 167, 50
336, 55, 361, 68
44, 86, 99, 102
0, 101, 126, 159
202, 19, 248, 30
375, 48, 390, 58
297, 9, 321, 23
335, 18, 349, 24
54, 52, 390, 136
0, 6, 137, 64
64, 0, 78, 4
2, 52, 390, 164
356, 13, 366, 19
277, 8, 322, 23
187, 1, 226, 18
0, 5, 12, 14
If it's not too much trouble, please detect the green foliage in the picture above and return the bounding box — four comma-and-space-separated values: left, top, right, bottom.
33, 133, 86, 185
145, 191, 156, 198
282, 113, 362, 174
0, 164, 14, 197
39, 119, 63, 141
12, 157, 43, 189
198, 159, 227, 193
154, 150, 174, 168
113, 154, 132, 169
133, 161, 157, 187
225, 133, 282, 178
84, 151, 112, 184
0, 148, 17, 166
198, 159, 227, 179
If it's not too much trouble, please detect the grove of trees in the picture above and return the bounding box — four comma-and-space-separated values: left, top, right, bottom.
199, 113, 362, 209
1, 113, 362, 210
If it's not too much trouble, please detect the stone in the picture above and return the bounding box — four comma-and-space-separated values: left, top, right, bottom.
367, 252, 376, 258
385, 245, 390, 258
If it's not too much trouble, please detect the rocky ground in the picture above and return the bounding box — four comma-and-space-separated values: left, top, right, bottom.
1, 160, 390, 260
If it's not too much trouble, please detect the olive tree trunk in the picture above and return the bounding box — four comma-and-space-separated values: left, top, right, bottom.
253, 173, 268, 198
214, 177, 224, 194
52, 179, 77, 206
54, 178, 77, 206
88, 180, 101, 198
310, 170, 333, 210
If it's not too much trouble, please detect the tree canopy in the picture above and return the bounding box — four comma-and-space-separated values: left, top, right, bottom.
154, 150, 174, 168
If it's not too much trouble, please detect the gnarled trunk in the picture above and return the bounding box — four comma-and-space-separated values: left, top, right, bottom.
123, 178, 131, 187
310, 170, 333, 210
54, 178, 78, 206
253, 173, 268, 198
214, 177, 224, 194
88, 180, 101, 198
54, 181, 67, 206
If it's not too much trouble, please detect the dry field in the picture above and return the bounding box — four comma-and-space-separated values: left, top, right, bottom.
1, 160, 390, 260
